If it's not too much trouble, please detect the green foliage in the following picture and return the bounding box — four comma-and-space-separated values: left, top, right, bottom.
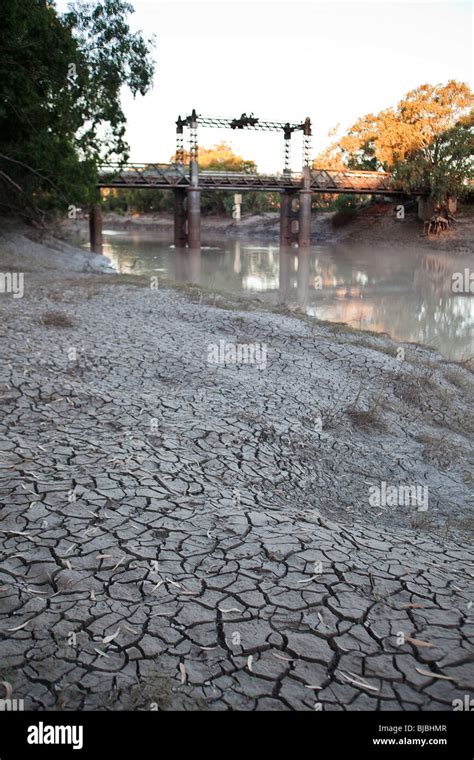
392, 119, 474, 202
102, 188, 173, 213
333, 193, 359, 211
102, 186, 278, 218
332, 196, 358, 227
0, 0, 154, 216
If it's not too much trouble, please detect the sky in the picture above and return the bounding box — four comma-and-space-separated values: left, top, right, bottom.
60, 0, 473, 172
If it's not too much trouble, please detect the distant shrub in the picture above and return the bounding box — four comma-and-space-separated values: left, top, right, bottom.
332, 208, 357, 227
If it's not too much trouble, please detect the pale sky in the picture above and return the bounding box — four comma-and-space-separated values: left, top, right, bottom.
60, 0, 473, 172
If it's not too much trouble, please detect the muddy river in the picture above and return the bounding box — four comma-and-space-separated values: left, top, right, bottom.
98, 230, 473, 361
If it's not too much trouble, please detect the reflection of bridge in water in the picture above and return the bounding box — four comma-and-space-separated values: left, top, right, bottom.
91, 110, 423, 251
174, 245, 473, 359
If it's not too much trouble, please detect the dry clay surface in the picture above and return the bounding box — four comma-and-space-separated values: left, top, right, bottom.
0, 273, 473, 711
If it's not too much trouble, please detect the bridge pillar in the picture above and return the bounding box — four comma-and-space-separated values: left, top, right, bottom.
298, 190, 312, 247
280, 190, 295, 245
89, 204, 103, 254
187, 187, 201, 250
173, 189, 187, 247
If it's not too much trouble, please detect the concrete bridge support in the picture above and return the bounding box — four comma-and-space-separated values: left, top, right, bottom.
298, 190, 312, 247
298, 167, 312, 247
187, 188, 201, 249
279, 190, 298, 246
173, 189, 187, 247
89, 204, 103, 254
173, 184, 201, 249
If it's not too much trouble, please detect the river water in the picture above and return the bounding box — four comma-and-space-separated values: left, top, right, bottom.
99, 230, 473, 362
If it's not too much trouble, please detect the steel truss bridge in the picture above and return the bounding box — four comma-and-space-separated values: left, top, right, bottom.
90, 110, 416, 251
97, 162, 397, 195
98, 109, 400, 195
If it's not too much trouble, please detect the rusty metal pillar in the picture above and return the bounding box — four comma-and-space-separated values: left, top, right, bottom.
298, 191, 312, 247
280, 189, 299, 245
298, 167, 312, 247
280, 190, 293, 246
89, 204, 103, 253
173, 189, 187, 247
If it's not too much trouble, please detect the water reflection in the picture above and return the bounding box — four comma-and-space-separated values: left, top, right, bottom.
101, 232, 473, 361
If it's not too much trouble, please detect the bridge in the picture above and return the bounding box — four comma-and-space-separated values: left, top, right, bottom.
91, 110, 408, 251
97, 162, 395, 194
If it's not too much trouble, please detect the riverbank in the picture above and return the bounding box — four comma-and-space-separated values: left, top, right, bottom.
62, 201, 474, 254
0, 230, 473, 710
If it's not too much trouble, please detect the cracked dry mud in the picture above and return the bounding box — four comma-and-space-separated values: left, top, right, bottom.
0, 274, 473, 711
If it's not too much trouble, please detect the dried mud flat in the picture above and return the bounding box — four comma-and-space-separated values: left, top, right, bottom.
0, 250, 473, 711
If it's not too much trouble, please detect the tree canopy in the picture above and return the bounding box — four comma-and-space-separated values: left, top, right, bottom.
174, 142, 257, 173
313, 81, 473, 200
0, 0, 155, 216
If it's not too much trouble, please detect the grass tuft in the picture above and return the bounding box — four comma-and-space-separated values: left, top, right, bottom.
40, 310, 76, 328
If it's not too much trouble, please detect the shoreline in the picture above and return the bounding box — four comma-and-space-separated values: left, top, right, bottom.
1, 219, 473, 368
61, 201, 474, 255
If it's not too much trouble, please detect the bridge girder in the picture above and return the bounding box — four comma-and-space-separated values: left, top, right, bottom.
97, 163, 401, 195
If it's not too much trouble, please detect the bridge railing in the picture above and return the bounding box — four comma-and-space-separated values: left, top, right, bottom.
310, 169, 394, 192
197, 170, 302, 187
97, 162, 400, 193
97, 162, 190, 187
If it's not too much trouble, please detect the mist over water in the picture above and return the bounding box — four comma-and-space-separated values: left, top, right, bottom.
100, 230, 473, 362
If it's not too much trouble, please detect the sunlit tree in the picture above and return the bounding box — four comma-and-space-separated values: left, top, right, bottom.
316, 81, 473, 201
393, 115, 474, 202
173, 142, 256, 173
338, 81, 473, 171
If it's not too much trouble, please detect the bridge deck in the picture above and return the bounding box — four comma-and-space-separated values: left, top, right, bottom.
97, 163, 401, 194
